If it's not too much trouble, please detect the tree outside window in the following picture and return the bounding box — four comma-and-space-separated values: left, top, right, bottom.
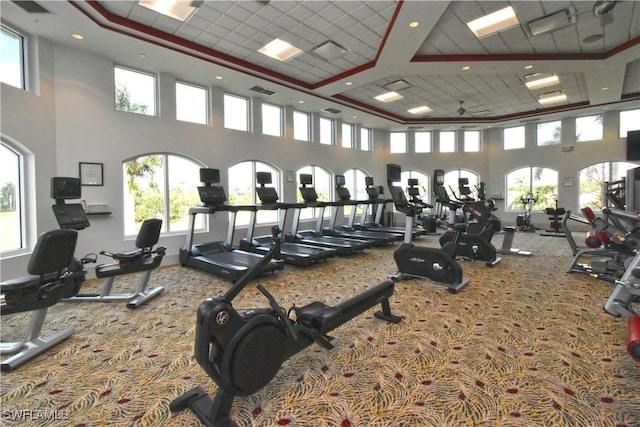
506, 167, 558, 211
536, 121, 561, 146
579, 161, 638, 209
228, 161, 280, 226
576, 115, 603, 142
0, 25, 25, 89
297, 165, 331, 220
123, 154, 203, 236
114, 66, 156, 116
0, 142, 22, 252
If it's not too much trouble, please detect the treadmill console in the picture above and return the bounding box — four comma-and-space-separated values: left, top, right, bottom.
257, 187, 279, 204
52, 203, 90, 230
299, 187, 318, 203
198, 185, 227, 205
366, 187, 379, 199
336, 187, 351, 201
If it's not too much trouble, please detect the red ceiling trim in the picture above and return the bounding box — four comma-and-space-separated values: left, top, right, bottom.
75, 1, 314, 89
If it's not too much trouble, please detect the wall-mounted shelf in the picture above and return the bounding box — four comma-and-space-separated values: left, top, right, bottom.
86, 211, 111, 216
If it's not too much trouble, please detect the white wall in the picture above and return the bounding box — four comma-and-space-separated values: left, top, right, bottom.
0, 38, 635, 279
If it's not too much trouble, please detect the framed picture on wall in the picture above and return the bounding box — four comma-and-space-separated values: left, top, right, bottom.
79, 162, 104, 186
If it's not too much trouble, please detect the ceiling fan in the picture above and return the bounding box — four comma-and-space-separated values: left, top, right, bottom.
456, 101, 490, 117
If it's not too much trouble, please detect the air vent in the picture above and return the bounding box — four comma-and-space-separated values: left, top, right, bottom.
384, 79, 412, 91
322, 108, 342, 114
526, 7, 576, 36
310, 40, 347, 61
249, 85, 277, 96
520, 117, 541, 123
11, 0, 51, 13
407, 125, 424, 130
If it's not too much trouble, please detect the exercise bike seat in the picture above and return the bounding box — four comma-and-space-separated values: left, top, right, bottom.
296, 301, 341, 333
95, 219, 165, 278
1, 229, 78, 315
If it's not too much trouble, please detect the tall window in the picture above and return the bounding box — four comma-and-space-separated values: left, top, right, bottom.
504, 126, 525, 150
123, 154, 204, 236
360, 127, 372, 151
506, 167, 558, 211
293, 111, 310, 142
176, 81, 208, 124
620, 109, 640, 138
579, 161, 638, 209
114, 66, 156, 116
319, 117, 334, 145
576, 114, 603, 142
342, 123, 354, 148
1, 25, 25, 89
390, 132, 406, 153
296, 165, 331, 220
537, 120, 561, 146
342, 168, 369, 215
262, 103, 282, 137
464, 130, 481, 152
228, 161, 280, 226
0, 141, 23, 252
224, 94, 249, 131
439, 131, 456, 153
443, 169, 479, 199
415, 131, 432, 153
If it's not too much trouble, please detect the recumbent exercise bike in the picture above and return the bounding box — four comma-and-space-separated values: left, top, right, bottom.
170, 227, 401, 426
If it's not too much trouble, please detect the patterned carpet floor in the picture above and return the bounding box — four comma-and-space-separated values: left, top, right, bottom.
1, 231, 639, 426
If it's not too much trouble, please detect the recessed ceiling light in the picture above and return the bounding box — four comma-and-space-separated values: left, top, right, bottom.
138, 0, 200, 21
524, 73, 560, 90
72, 33, 84, 40
408, 106, 433, 115
374, 91, 404, 102
462, 66, 470, 71
409, 21, 420, 28
259, 38, 303, 62
139, 54, 146, 59
467, 6, 519, 38
601, 86, 609, 91
352, 116, 357, 119
345, 81, 353, 86
525, 65, 533, 70
215, 75, 223, 80
538, 91, 567, 105
298, 100, 304, 104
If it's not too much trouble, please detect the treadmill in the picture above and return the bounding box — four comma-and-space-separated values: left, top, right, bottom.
239, 171, 336, 266
179, 168, 284, 281
321, 175, 401, 246
284, 174, 371, 255
353, 177, 426, 239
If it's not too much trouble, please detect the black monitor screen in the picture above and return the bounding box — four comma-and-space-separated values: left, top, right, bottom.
256, 171, 272, 185
335, 175, 346, 186
365, 176, 374, 186
200, 168, 220, 184
407, 178, 419, 186
51, 177, 81, 200
300, 174, 313, 185
387, 164, 401, 182
52, 203, 90, 230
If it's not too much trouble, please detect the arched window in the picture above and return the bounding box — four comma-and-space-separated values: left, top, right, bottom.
0, 140, 24, 252
579, 161, 638, 209
296, 165, 332, 220
343, 168, 369, 215
123, 153, 204, 236
506, 166, 558, 211
444, 169, 480, 201
228, 161, 281, 226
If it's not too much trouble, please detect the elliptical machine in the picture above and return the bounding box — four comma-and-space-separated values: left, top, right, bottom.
387, 164, 469, 293
170, 227, 401, 426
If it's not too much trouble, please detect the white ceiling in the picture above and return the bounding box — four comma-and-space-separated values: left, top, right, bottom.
3, 0, 640, 130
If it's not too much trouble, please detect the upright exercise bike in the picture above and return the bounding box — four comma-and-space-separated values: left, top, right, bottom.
170, 227, 401, 426
387, 164, 469, 293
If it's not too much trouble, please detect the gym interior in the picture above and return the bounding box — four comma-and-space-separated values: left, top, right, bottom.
1, 1, 639, 426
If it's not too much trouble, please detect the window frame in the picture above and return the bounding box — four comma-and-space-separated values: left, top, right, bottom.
503, 125, 525, 150
123, 153, 206, 237
0, 24, 26, 90
296, 165, 332, 219
390, 131, 407, 154
319, 117, 335, 145
175, 80, 208, 125
463, 130, 481, 152
114, 65, 157, 116
414, 131, 432, 153
293, 110, 310, 142
439, 130, 456, 153
620, 108, 640, 138
342, 123, 354, 149
223, 93, 250, 131
0, 140, 26, 255
505, 166, 559, 212
228, 160, 281, 226
360, 127, 372, 151
578, 161, 639, 210
575, 114, 603, 142
536, 120, 562, 146
261, 102, 283, 137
